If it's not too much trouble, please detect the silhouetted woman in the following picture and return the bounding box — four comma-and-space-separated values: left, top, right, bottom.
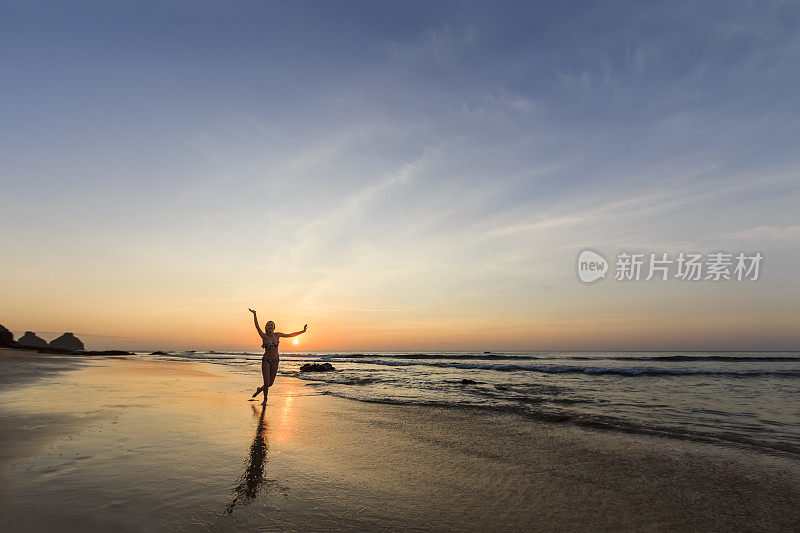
248, 308, 307, 404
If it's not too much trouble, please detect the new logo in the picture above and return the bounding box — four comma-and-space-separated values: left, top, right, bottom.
577, 250, 608, 283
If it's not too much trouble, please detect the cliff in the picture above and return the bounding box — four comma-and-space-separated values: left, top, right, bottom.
0, 324, 16, 348
48, 332, 85, 351
18, 331, 49, 348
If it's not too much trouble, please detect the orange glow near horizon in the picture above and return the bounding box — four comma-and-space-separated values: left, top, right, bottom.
5, 304, 796, 353
2, 253, 798, 352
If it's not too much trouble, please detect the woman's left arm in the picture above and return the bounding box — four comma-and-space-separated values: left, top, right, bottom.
278, 324, 308, 338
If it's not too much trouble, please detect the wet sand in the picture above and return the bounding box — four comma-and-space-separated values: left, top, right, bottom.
1, 347, 799, 532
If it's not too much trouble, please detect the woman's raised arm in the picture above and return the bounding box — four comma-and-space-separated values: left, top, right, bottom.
249, 308, 264, 337
278, 324, 308, 338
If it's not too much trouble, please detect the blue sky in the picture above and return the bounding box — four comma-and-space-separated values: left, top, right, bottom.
1, 1, 798, 350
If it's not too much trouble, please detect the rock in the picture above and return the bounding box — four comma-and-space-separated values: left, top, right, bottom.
18, 331, 49, 348
150, 351, 168, 355
460, 378, 478, 385
35, 347, 73, 354
0, 324, 16, 348
48, 332, 85, 351
28, 347, 131, 355
299, 362, 335, 372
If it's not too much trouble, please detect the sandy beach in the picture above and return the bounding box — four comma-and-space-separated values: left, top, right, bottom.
1, 347, 798, 532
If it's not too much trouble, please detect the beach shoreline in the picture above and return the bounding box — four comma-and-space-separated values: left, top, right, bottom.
1, 347, 799, 531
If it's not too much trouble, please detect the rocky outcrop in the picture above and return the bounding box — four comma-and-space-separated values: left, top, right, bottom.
299, 362, 335, 372
18, 331, 49, 348
48, 332, 85, 351
0, 324, 16, 348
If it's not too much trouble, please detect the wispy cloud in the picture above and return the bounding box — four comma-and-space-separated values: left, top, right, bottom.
2, 1, 798, 349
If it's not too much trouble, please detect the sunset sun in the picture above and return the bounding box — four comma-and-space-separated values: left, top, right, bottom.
293, 339, 299, 345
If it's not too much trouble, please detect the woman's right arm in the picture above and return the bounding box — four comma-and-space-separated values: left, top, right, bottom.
249, 308, 264, 337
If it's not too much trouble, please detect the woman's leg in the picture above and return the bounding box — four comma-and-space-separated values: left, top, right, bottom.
258, 359, 269, 401
268, 360, 279, 387
261, 361, 278, 404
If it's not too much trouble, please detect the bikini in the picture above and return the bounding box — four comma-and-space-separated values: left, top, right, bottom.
262, 336, 280, 367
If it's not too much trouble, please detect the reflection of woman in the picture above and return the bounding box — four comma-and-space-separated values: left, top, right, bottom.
225, 404, 269, 514
248, 308, 307, 403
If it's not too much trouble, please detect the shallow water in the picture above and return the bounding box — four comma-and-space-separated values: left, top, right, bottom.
2, 354, 799, 531
148, 350, 800, 454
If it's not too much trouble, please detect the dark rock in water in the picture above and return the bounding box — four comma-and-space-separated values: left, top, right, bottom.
460, 378, 478, 385
27, 347, 131, 355
18, 331, 49, 348
0, 324, 16, 348
49, 332, 85, 351
35, 347, 73, 354
300, 362, 335, 372
150, 351, 168, 355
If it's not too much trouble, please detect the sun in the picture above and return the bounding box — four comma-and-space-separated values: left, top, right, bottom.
293, 339, 299, 345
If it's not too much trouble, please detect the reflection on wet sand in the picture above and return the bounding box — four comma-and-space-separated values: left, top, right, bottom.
225, 404, 287, 514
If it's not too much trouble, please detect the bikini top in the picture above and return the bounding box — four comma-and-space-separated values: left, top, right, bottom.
262, 335, 280, 349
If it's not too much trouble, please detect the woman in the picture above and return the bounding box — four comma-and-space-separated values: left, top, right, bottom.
248, 308, 307, 404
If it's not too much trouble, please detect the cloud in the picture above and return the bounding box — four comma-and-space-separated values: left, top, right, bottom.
3, 1, 799, 348
721, 225, 800, 241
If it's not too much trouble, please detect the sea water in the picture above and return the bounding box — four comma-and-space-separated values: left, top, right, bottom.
144, 350, 800, 454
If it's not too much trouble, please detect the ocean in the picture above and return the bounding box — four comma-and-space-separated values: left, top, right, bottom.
143, 350, 800, 455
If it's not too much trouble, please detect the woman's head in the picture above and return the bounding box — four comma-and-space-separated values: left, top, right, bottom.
265, 321, 275, 333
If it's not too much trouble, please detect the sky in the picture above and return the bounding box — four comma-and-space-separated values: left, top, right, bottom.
1, 1, 798, 351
